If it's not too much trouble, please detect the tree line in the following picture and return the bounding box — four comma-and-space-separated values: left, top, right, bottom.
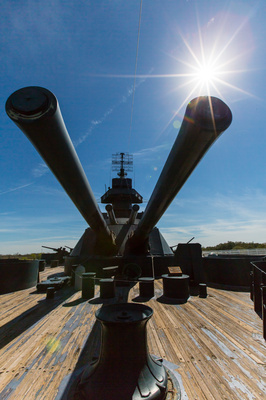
202, 241, 266, 251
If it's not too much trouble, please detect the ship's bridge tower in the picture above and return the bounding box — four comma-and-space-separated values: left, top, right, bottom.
101, 153, 143, 219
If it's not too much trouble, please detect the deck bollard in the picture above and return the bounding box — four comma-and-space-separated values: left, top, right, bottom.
39, 260, 46, 272
51, 260, 59, 268
72, 303, 168, 400
71, 265, 78, 286
162, 274, 190, 302
46, 286, 55, 299
102, 266, 119, 278
100, 278, 115, 298
199, 283, 207, 298
139, 277, 154, 297
82, 272, 96, 299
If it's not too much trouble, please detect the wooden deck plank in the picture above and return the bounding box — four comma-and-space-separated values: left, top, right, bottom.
144, 282, 266, 400
0, 269, 265, 399
146, 301, 238, 399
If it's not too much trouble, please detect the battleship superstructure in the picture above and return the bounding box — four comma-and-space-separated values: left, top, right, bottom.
2, 86, 265, 400
67, 150, 174, 279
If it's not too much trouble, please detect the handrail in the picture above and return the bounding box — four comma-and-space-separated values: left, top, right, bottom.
250, 261, 266, 340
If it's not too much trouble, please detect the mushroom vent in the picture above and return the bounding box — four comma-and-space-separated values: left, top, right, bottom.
75, 303, 168, 399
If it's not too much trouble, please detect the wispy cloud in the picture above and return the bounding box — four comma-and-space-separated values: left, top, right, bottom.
0, 211, 16, 216
32, 163, 49, 178
161, 217, 266, 247
74, 107, 115, 147
74, 71, 152, 147
0, 237, 80, 255
0, 165, 53, 197
131, 143, 172, 183
207, 17, 215, 27
159, 191, 266, 246
0, 211, 86, 254
133, 143, 170, 160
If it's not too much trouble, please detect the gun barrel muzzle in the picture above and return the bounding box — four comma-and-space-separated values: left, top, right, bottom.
6, 87, 112, 242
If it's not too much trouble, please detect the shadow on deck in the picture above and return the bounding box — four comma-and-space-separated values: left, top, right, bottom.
0, 286, 76, 349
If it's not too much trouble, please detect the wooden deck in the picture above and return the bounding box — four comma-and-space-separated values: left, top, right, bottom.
0, 266, 265, 399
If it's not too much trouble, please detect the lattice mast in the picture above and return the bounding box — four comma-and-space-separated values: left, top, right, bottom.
112, 152, 133, 178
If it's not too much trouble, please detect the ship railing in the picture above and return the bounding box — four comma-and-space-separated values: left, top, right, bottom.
202, 248, 266, 257
250, 261, 266, 340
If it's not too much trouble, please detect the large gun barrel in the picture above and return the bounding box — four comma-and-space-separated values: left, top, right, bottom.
6, 87, 114, 250
130, 96, 232, 248
42, 245, 61, 252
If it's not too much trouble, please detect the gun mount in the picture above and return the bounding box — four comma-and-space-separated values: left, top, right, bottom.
65, 246, 74, 251
41, 245, 70, 264
42, 245, 65, 252
6, 87, 232, 278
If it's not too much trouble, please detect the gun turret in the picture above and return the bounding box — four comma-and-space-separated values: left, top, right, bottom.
42, 245, 62, 252
65, 246, 74, 251
6, 88, 232, 269
6, 87, 115, 255
127, 96, 232, 253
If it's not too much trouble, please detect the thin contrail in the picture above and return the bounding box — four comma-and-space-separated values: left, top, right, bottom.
0, 182, 34, 196
74, 73, 149, 147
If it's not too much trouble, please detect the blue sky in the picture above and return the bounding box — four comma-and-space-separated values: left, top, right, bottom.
0, 0, 265, 254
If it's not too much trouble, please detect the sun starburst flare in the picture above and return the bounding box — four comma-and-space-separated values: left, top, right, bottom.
85, 11, 255, 139
160, 9, 256, 136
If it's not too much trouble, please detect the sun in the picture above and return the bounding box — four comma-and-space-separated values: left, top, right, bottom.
162, 20, 254, 133
196, 63, 216, 85
172, 34, 229, 103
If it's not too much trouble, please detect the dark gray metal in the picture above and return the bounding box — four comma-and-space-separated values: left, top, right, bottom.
82, 272, 96, 299
38, 260, 46, 272
42, 245, 63, 252
46, 286, 55, 299
102, 265, 119, 278
250, 264, 254, 301
139, 277, 154, 297
37, 276, 70, 292
204, 256, 259, 289
99, 278, 115, 298
71, 303, 168, 399
105, 204, 118, 225
254, 268, 263, 315
51, 260, 59, 268
162, 274, 190, 302
130, 96, 232, 246
262, 286, 266, 340
71, 265, 78, 286
0, 259, 39, 295
6, 87, 114, 252
199, 283, 207, 298
122, 263, 142, 280
128, 204, 140, 224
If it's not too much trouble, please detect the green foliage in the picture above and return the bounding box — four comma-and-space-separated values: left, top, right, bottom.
0, 253, 42, 260
19, 253, 42, 260
202, 241, 266, 251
